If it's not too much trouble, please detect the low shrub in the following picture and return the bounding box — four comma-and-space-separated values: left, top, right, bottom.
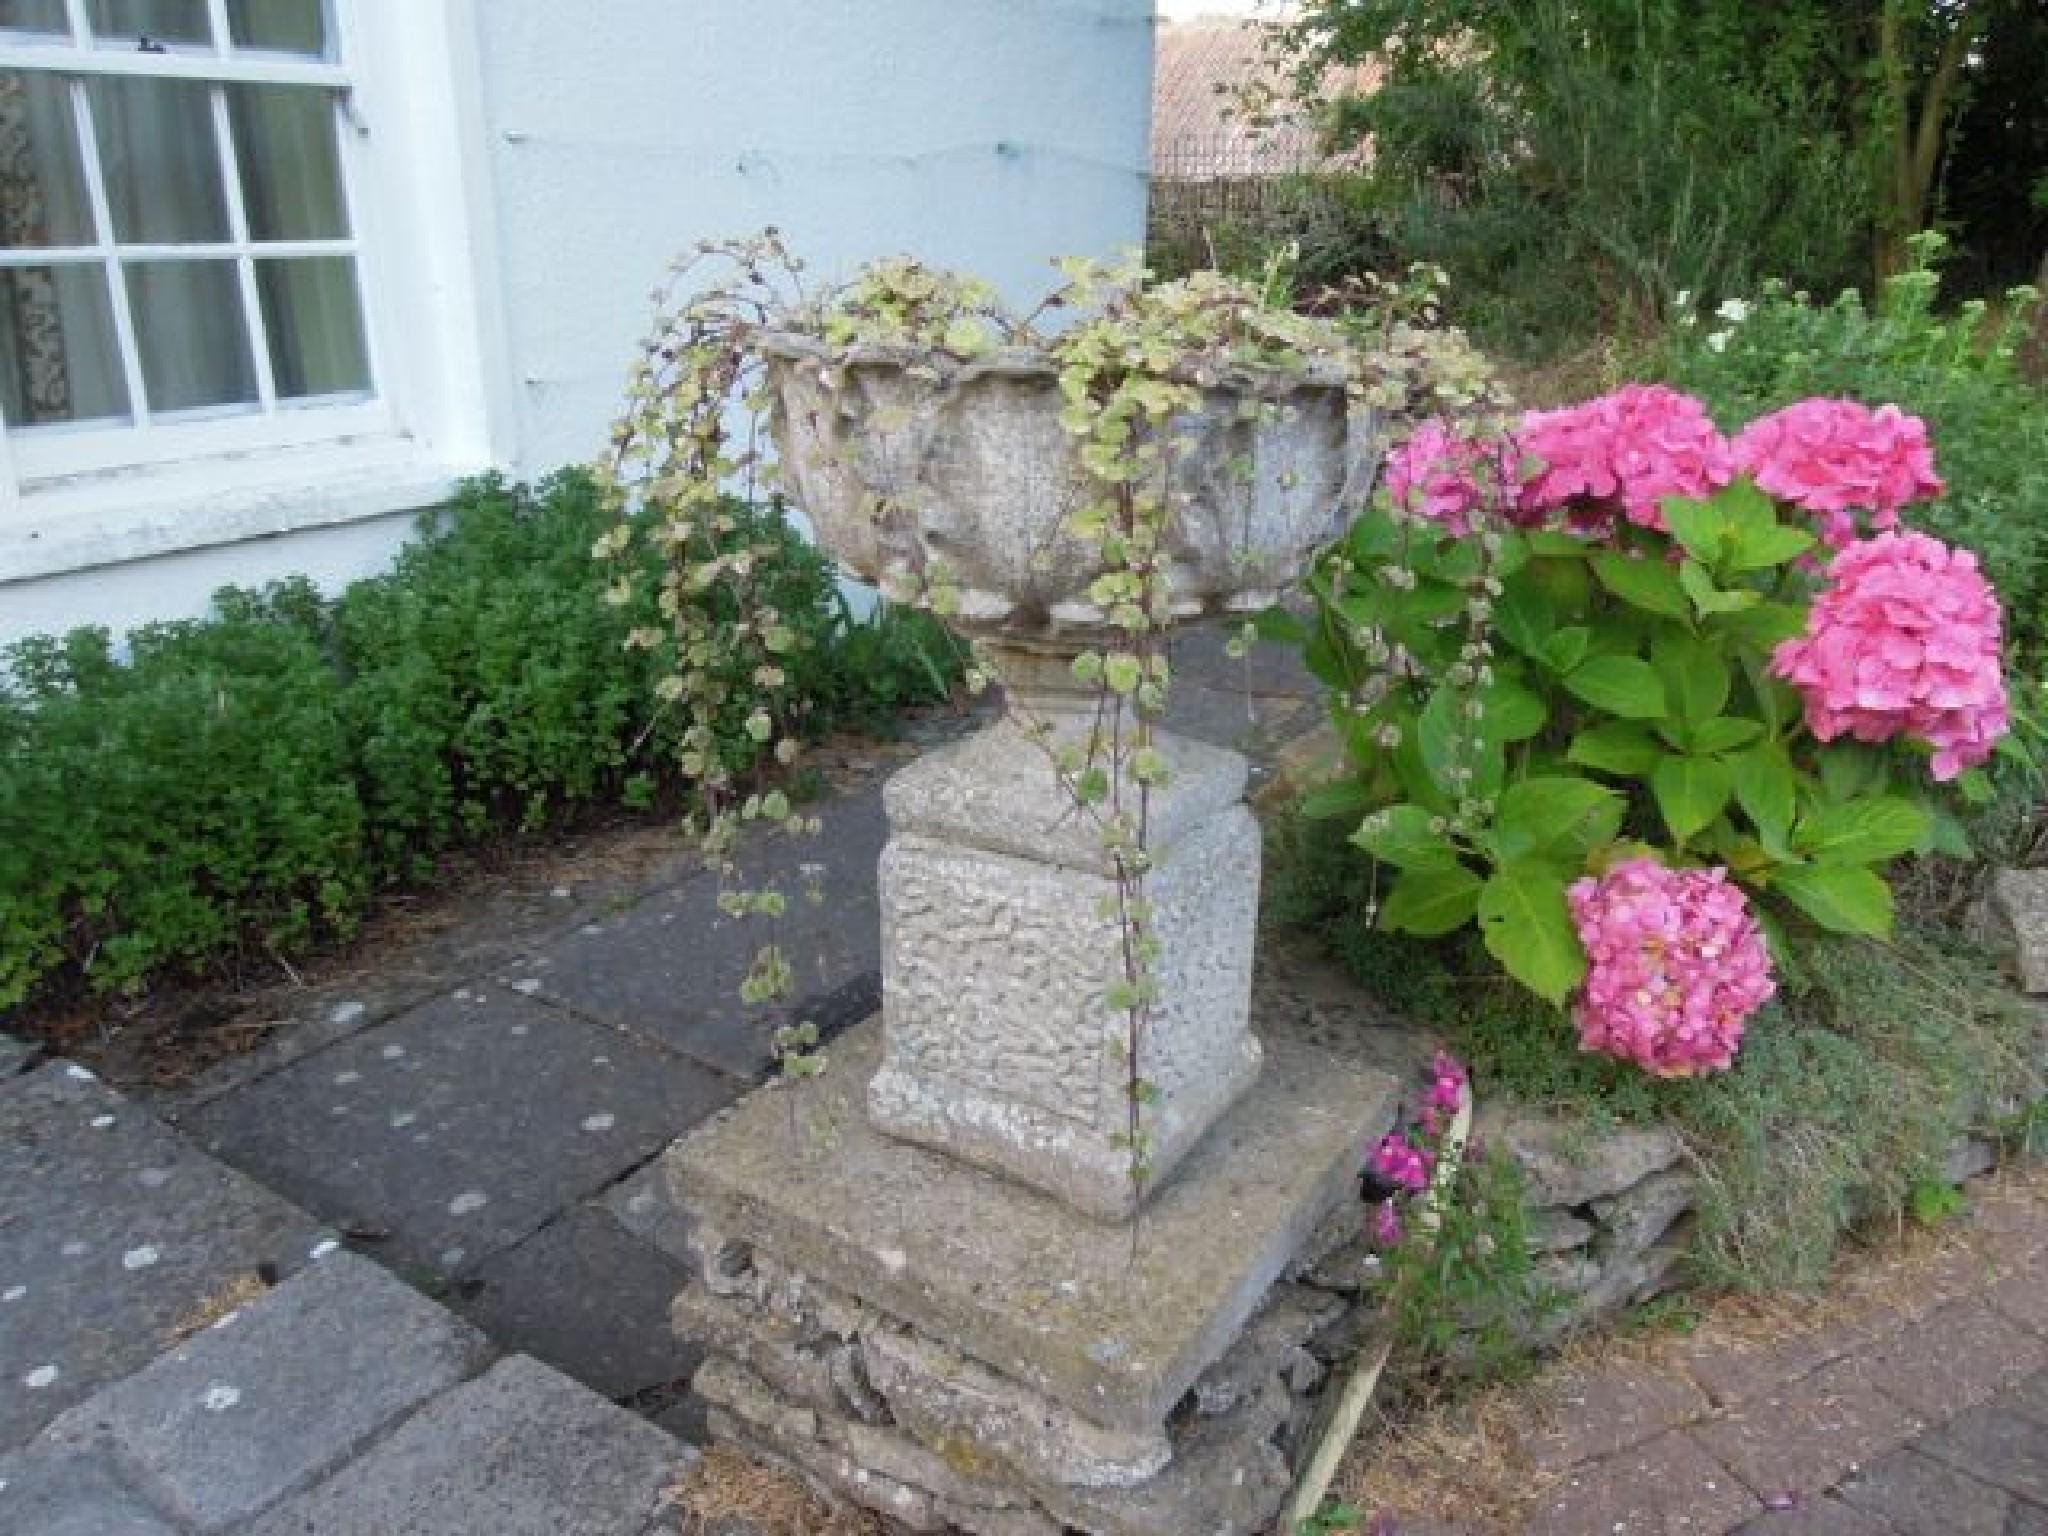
0, 472, 960, 1011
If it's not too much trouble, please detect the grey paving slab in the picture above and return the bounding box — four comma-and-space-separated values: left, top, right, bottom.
1839, 1444, 2014, 1536
189, 988, 742, 1280
602, 1157, 695, 1263
0, 1446, 179, 1536
524, 789, 888, 1079
1914, 1395, 2048, 1505
40, 1251, 492, 1531
243, 1355, 693, 1536
457, 1205, 700, 1407
0, 1064, 326, 1451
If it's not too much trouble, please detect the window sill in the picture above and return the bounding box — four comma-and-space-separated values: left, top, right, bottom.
0, 437, 480, 584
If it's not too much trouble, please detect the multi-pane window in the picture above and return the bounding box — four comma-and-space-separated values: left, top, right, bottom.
0, 0, 375, 475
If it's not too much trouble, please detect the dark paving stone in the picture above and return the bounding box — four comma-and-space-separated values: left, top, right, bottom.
457, 1205, 700, 1407
1734, 1497, 1895, 1535
1839, 1444, 2012, 1536
0, 1064, 326, 1451
1160, 682, 1312, 755
1535, 1428, 1759, 1534
525, 791, 887, 1079
0, 1445, 178, 1536
1169, 619, 1320, 699
1861, 1301, 2048, 1422
1999, 1369, 2048, 1428
1915, 1397, 2048, 1506
243, 1355, 693, 1536
1691, 1357, 1924, 1504
42, 1252, 491, 1531
189, 989, 740, 1279
2007, 1500, 2048, 1535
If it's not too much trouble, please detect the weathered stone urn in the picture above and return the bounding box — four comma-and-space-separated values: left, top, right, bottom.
663, 329, 1401, 1536
761, 331, 1378, 1220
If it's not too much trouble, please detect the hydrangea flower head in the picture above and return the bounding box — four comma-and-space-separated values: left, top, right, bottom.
1771, 530, 2008, 779
1567, 859, 1773, 1077
1383, 419, 1503, 537
1732, 399, 1943, 549
1516, 385, 1733, 533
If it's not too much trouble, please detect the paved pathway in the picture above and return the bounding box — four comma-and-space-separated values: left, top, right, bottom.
1364, 1172, 2048, 1535
0, 623, 1321, 1531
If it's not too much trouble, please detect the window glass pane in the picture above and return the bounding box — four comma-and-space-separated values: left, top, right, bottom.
0, 0, 68, 36
229, 86, 346, 240
0, 73, 95, 247
1, 264, 130, 427
87, 0, 210, 47
126, 259, 254, 412
256, 255, 366, 398
227, 0, 326, 57
89, 77, 229, 243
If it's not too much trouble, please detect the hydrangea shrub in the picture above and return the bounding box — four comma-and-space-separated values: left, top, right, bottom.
1285, 385, 2023, 1078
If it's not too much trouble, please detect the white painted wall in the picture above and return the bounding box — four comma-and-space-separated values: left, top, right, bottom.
0, 0, 1153, 649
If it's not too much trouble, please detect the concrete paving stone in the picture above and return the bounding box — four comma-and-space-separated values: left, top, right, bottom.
527, 790, 888, 1080
2010, 1502, 2048, 1536
602, 1158, 695, 1263
1984, 1267, 2048, 1338
1690, 1357, 1925, 1503
1836, 1444, 2014, 1536
1859, 1300, 2048, 1422
1528, 1360, 1713, 1471
0, 1064, 326, 1451
458, 1204, 701, 1407
0, 1445, 179, 1536
1999, 1369, 2048, 1427
188, 987, 740, 1279
1731, 1496, 1896, 1535
1912, 1396, 2048, 1506
243, 1355, 694, 1536
40, 1251, 492, 1531
1535, 1428, 1761, 1535
1676, 1307, 1909, 1409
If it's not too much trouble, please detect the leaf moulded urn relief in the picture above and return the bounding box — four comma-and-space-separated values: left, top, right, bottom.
757, 329, 1380, 643
761, 331, 1384, 1222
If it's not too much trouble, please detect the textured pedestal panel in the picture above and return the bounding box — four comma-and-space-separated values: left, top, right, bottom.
871, 713, 1265, 1220
666, 1014, 1398, 1535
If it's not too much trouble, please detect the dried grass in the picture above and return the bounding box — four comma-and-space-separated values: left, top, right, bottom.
165, 1270, 270, 1346
666, 1445, 879, 1536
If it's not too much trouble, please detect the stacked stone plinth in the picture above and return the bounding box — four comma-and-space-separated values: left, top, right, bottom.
666, 1017, 1398, 1535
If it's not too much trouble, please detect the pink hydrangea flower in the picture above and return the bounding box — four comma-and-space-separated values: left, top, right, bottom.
1370, 1131, 1432, 1192
1517, 385, 1733, 533
1771, 530, 2009, 780
1567, 859, 1774, 1077
1732, 399, 1943, 549
1383, 419, 1504, 536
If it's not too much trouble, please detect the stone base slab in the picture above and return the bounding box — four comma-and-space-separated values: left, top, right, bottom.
665, 1011, 1398, 1534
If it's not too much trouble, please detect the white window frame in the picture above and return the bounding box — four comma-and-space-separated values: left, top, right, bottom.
0, 0, 510, 583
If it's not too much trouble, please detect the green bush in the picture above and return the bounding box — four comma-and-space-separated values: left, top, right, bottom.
0, 601, 367, 1005
1656, 241, 2048, 667
0, 472, 960, 1010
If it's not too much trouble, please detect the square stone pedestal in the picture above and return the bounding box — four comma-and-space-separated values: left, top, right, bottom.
666, 1012, 1399, 1535
870, 715, 1266, 1222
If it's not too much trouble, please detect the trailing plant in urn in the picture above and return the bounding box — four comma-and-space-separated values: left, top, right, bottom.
599, 235, 1489, 1208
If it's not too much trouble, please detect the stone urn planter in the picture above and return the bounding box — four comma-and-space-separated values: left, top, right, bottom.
759, 331, 1380, 1220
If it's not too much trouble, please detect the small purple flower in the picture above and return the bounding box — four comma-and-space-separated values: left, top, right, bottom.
1371, 1198, 1404, 1249
1371, 1132, 1431, 1192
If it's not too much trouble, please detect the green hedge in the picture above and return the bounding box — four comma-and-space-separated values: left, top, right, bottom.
0, 471, 960, 1009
